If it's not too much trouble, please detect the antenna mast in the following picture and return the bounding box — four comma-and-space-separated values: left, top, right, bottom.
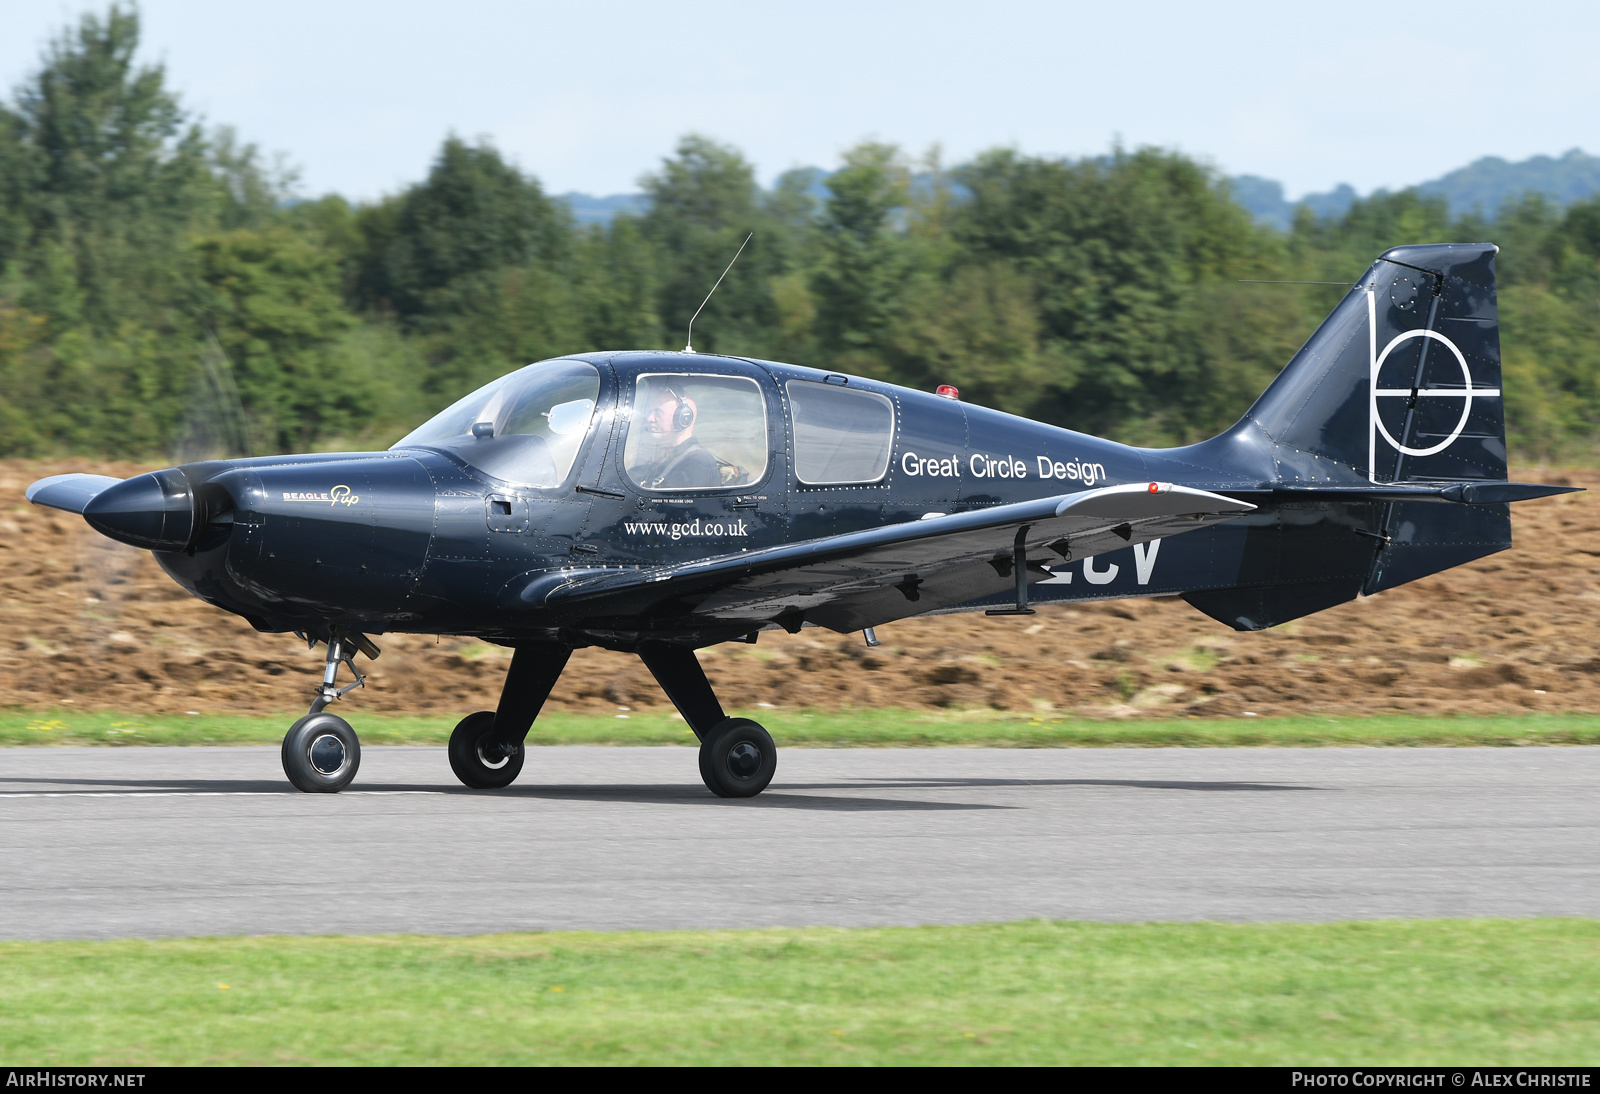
684, 232, 753, 354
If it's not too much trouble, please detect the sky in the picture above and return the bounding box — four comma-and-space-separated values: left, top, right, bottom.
4, 0, 1597, 202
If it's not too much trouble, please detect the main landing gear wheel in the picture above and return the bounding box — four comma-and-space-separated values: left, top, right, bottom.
282, 712, 361, 793
448, 710, 526, 789
699, 718, 776, 798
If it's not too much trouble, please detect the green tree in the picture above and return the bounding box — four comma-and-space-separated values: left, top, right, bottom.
10, 4, 215, 331
1495, 196, 1600, 457
210, 125, 298, 230
571, 217, 662, 352
415, 266, 582, 399
188, 228, 367, 451
952, 147, 1268, 439
0, 106, 37, 276
0, 300, 53, 453
811, 141, 912, 370
886, 260, 1054, 415
637, 135, 788, 357
359, 136, 569, 320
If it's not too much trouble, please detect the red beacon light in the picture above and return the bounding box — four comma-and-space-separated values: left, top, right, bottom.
935, 385, 960, 400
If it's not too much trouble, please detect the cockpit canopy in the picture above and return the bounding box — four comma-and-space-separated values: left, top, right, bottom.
392, 360, 601, 487
395, 354, 900, 492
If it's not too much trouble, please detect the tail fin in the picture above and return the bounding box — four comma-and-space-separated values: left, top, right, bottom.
1184, 244, 1523, 631
1238, 242, 1506, 484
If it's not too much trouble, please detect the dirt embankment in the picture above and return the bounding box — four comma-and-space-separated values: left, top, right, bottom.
2, 460, 1596, 720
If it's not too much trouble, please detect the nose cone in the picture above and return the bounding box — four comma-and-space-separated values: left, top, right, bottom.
83, 468, 196, 551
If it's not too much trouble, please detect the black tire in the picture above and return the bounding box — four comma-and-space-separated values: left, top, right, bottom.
448, 710, 525, 789
282, 713, 361, 793
698, 718, 776, 798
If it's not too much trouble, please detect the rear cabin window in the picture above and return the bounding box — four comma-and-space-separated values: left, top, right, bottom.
623, 373, 768, 491
787, 380, 895, 485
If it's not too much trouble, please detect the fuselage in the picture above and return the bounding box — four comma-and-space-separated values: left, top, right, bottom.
136, 349, 1434, 646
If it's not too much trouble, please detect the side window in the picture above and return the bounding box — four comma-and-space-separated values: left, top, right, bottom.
787, 380, 895, 485
623, 373, 769, 491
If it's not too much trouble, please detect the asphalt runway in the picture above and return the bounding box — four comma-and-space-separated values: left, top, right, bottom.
2, 745, 1598, 940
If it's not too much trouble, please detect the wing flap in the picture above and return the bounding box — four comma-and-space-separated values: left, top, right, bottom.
540, 482, 1254, 631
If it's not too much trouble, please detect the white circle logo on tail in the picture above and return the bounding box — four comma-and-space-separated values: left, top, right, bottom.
1367, 289, 1501, 463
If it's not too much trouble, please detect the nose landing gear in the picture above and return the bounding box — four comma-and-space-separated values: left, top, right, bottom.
282, 711, 361, 792
281, 630, 377, 793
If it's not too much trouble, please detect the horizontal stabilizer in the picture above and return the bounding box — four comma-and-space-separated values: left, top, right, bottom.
1439, 482, 1581, 504
25, 474, 124, 515
1224, 482, 1582, 504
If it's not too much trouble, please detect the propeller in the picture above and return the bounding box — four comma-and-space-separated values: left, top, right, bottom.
33, 332, 256, 650
172, 330, 253, 465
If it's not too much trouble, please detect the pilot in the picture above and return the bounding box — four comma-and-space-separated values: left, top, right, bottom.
634, 384, 726, 490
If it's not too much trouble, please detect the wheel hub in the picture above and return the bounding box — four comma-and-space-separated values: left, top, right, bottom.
309, 733, 347, 775
476, 738, 511, 769
727, 740, 762, 779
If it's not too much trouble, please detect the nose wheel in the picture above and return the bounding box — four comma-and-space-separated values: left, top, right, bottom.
281, 629, 375, 793
282, 712, 361, 792
699, 718, 776, 798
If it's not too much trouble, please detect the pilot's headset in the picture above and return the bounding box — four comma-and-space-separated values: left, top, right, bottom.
652, 383, 696, 432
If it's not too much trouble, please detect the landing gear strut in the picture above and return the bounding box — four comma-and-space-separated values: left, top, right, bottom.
446, 641, 775, 798
448, 644, 572, 789
282, 631, 375, 793
640, 644, 776, 798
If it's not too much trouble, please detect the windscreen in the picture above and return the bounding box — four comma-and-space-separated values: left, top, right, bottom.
787, 380, 895, 484
393, 360, 601, 487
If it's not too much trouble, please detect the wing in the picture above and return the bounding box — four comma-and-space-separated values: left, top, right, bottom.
532, 482, 1255, 633
26, 474, 124, 515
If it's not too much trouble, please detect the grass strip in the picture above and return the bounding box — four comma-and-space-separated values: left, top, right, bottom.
2, 920, 1598, 1065
2, 707, 1599, 748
